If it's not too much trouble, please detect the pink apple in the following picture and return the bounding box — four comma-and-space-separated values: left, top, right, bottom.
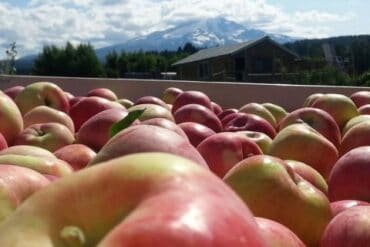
211, 101, 223, 115
330, 200, 370, 216
358, 104, 370, 114
134, 96, 169, 110
217, 108, 238, 121
0, 133, 8, 151
172, 90, 212, 114
350, 91, 370, 108
87, 88, 118, 101
239, 103, 277, 128
140, 118, 188, 140
54, 144, 96, 171
162, 87, 183, 104
178, 122, 216, 147
69, 96, 85, 108
339, 121, 370, 156
3, 86, 24, 100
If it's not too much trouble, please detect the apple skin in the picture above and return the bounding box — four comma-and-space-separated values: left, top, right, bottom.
0, 133, 8, 151
197, 132, 262, 178
328, 146, 370, 202
279, 107, 341, 148
339, 121, 370, 156
236, 131, 272, 154
0, 153, 268, 247
69, 96, 85, 108
134, 96, 169, 110
54, 144, 96, 171
350, 91, 370, 108
3, 86, 24, 100
224, 113, 277, 139
255, 217, 305, 247
211, 101, 223, 115
240, 103, 277, 128
303, 93, 324, 107
23, 105, 75, 134
117, 98, 134, 109
221, 112, 243, 127
285, 160, 328, 195
89, 125, 208, 168
172, 90, 212, 114
140, 118, 188, 140
217, 108, 238, 121
330, 200, 370, 216
0, 90, 24, 145
358, 104, 370, 114
69, 96, 124, 131
268, 123, 338, 179
77, 108, 129, 151
128, 104, 174, 122
162, 87, 183, 104
0, 165, 50, 222
87, 88, 118, 101
342, 115, 370, 135
311, 93, 359, 130
0, 145, 57, 159
261, 102, 288, 125
174, 104, 222, 132
224, 155, 332, 247
178, 122, 216, 147
14, 82, 69, 115
320, 206, 370, 247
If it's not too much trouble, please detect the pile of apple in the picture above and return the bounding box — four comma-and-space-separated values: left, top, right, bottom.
0, 82, 369, 246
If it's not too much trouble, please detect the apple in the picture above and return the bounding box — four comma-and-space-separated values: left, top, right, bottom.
217, 108, 238, 121
134, 96, 169, 110
302, 93, 324, 107
77, 108, 130, 151
342, 115, 370, 135
14, 123, 75, 152
117, 98, 134, 108
350, 91, 370, 108
261, 102, 288, 125
279, 107, 341, 148
140, 118, 188, 140
268, 123, 338, 179
3, 85, 24, 100
0, 153, 268, 247
162, 87, 183, 104
54, 144, 96, 171
255, 217, 305, 247
221, 112, 243, 127
0, 145, 57, 159
330, 200, 370, 216
174, 104, 222, 132
211, 101, 223, 115
224, 113, 276, 139
178, 122, 216, 147
89, 125, 208, 168
172, 90, 212, 114
87, 88, 118, 101
239, 103, 277, 128
339, 121, 370, 156
321, 206, 370, 247
64, 92, 74, 101
328, 146, 370, 202
0, 90, 23, 144
0, 133, 8, 151
23, 105, 75, 134
197, 132, 262, 177
224, 155, 332, 247
69, 96, 124, 131
0, 165, 50, 222
69, 96, 85, 108
311, 93, 359, 130
128, 103, 174, 122
14, 81, 70, 115
236, 131, 272, 154
358, 104, 370, 114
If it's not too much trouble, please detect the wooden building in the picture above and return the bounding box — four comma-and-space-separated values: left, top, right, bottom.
173, 36, 299, 82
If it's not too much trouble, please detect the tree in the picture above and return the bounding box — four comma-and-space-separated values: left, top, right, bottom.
0, 42, 17, 74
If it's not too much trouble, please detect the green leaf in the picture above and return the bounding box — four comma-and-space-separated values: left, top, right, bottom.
109, 108, 146, 138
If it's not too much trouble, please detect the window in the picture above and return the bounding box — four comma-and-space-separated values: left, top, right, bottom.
198, 62, 211, 79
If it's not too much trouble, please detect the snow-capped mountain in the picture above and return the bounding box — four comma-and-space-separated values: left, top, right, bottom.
95, 17, 296, 59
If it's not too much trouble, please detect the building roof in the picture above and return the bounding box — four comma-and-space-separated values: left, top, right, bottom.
173, 36, 299, 66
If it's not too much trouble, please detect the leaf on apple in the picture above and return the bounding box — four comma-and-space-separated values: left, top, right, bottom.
109, 108, 145, 138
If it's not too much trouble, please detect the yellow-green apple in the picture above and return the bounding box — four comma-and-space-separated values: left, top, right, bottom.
54, 144, 96, 171
261, 102, 288, 125
14, 123, 75, 152
303, 93, 324, 107
217, 108, 238, 121
3, 85, 24, 100
236, 131, 272, 154
23, 106, 75, 134
358, 104, 370, 114
350, 91, 370, 108
0, 153, 268, 247
278, 107, 341, 148
87, 88, 118, 101
134, 96, 169, 110
0, 165, 50, 222
224, 155, 332, 247
174, 104, 222, 132
328, 146, 370, 202
128, 103, 174, 121
197, 132, 262, 177
285, 160, 328, 194
330, 200, 369, 216
117, 98, 133, 108
172, 90, 212, 114
339, 121, 370, 156
162, 87, 183, 104
211, 101, 223, 115
140, 118, 188, 140
178, 122, 216, 147
69, 96, 124, 131
14, 82, 69, 115
0, 133, 7, 151
224, 113, 276, 139
311, 93, 359, 130
239, 103, 277, 128
77, 108, 130, 151
342, 115, 370, 135
0, 145, 57, 159
255, 217, 305, 247
0, 90, 23, 144
89, 125, 208, 168
320, 206, 370, 247
268, 123, 338, 179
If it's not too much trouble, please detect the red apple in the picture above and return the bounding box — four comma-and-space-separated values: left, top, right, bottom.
0, 90, 23, 144
134, 96, 169, 110
239, 103, 277, 128
211, 101, 223, 115
140, 118, 188, 140
87, 88, 118, 101
217, 108, 238, 121
54, 144, 96, 171
178, 122, 216, 147
172, 90, 212, 114
64, 92, 74, 101
358, 104, 370, 114
162, 87, 183, 104
69, 96, 85, 108
330, 200, 370, 216
3, 86, 24, 100
339, 121, 370, 156
350, 91, 370, 108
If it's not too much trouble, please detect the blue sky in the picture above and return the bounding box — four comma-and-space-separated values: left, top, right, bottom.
0, 0, 369, 58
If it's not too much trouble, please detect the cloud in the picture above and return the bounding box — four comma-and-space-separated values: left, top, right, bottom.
0, 0, 355, 58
